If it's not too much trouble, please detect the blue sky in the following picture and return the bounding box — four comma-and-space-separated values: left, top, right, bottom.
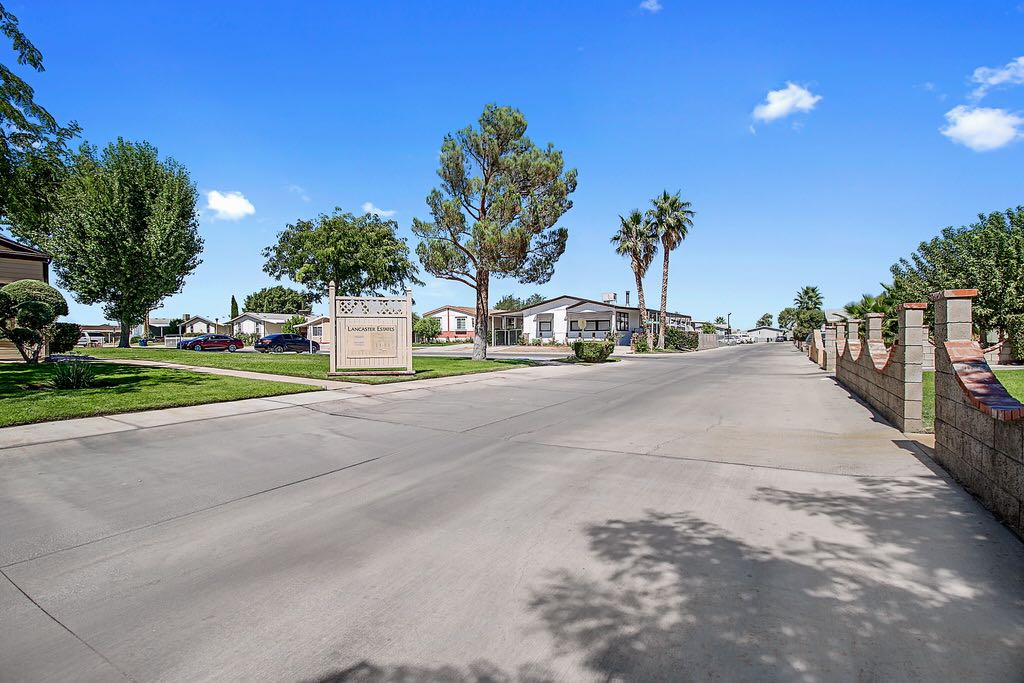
7, 1, 1024, 328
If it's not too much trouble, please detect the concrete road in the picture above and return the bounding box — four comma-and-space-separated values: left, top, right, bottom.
2, 344, 1022, 682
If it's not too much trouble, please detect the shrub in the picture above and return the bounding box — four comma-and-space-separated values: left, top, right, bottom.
572, 337, 615, 362
1007, 314, 1024, 362
633, 334, 650, 353
531, 338, 542, 346
130, 335, 142, 345
235, 332, 260, 347
663, 328, 698, 351
414, 315, 441, 342
0, 279, 70, 363
50, 323, 82, 354
50, 361, 96, 389
282, 314, 308, 334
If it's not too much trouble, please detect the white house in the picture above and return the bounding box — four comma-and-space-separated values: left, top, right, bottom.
489, 294, 692, 346
422, 305, 484, 340
293, 315, 331, 349
179, 315, 228, 335
228, 312, 308, 337
746, 326, 786, 342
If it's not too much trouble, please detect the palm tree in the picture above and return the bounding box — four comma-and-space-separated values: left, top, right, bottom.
794, 285, 823, 310
648, 190, 695, 348
611, 209, 658, 349
844, 292, 896, 343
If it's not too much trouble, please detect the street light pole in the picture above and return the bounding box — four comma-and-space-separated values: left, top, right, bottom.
727, 312, 732, 335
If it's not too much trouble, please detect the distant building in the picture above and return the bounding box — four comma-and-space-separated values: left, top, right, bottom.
746, 326, 786, 342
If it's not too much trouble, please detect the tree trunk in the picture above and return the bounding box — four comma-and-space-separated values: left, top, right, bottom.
119, 321, 131, 348
634, 271, 652, 350
473, 271, 489, 361
659, 247, 670, 349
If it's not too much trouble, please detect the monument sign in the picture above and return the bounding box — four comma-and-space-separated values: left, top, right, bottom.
328, 281, 413, 376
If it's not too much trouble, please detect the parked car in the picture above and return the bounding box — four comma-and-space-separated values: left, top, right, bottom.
178, 334, 244, 352
254, 333, 320, 353
775, 335, 787, 342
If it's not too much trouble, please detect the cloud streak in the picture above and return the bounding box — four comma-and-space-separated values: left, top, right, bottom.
752, 82, 821, 124
361, 201, 396, 218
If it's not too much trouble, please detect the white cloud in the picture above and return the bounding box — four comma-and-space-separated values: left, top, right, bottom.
752, 82, 822, 122
206, 191, 255, 221
970, 56, 1024, 99
639, 0, 663, 12
286, 184, 310, 202
940, 105, 1023, 151
361, 201, 396, 218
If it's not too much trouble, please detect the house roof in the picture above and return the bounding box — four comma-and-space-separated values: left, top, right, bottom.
422, 305, 502, 317
747, 326, 784, 332
228, 312, 305, 324
182, 315, 223, 326
293, 315, 329, 329
148, 318, 171, 326
79, 324, 119, 332
495, 294, 689, 319
0, 234, 50, 262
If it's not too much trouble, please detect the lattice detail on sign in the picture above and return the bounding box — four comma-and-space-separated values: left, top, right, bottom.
335, 298, 407, 317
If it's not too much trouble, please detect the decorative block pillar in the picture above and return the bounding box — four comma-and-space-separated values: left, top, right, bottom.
866, 313, 884, 342
896, 303, 926, 432
846, 319, 861, 340
822, 322, 838, 372
932, 289, 976, 345
930, 290, 978, 472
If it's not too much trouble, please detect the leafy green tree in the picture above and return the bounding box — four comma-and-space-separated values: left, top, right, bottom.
794, 286, 824, 310
777, 307, 798, 330
414, 315, 441, 342
230, 295, 239, 319
166, 317, 184, 334
648, 190, 694, 348
700, 322, 716, 334
793, 308, 826, 342
714, 316, 726, 325
524, 293, 546, 307
889, 207, 1024, 336
10, 139, 202, 347
612, 209, 658, 349
756, 313, 773, 328
243, 285, 310, 314
263, 210, 421, 302
494, 294, 523, 311
412, 104, 576, 360
282, 314, 307, 334
0, 279, 69, 362
0, 3, 79, 231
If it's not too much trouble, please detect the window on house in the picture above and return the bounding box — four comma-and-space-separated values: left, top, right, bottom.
311, 325, 322, 336
616, 312, 629, 331
538, 321, 552, 332
569, 320, 581, 331
456, 317, 467, 330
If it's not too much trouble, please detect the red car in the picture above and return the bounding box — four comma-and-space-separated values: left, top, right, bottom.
177, 334, 244, 352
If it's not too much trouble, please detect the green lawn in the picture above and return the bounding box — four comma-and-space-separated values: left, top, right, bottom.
922, 369, 1024, 432
80, 348, 534, 384
0, 363, 313, 428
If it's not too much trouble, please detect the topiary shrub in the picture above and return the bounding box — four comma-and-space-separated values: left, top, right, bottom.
0, 279, 70, 363
572, 336, 615, 362
50, 360, 96, 389
50, 323, 82, 354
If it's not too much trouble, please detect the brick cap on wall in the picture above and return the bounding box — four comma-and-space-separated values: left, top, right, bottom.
896, 302, 928, 311
930, 289, 978, 300
945, 340, 1024, 421
865, 312, 884, 319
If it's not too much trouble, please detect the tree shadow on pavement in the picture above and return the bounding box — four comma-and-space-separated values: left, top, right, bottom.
313, 481, 1024, 682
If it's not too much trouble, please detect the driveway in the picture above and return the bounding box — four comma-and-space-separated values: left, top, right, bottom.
1, 344, 1022, 681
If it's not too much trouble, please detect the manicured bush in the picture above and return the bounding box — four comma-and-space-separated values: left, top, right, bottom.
50, 360, 96, 389
663, 328, 698, 351
633, 334, 650, 353
0, 279, 70, 362
572, 337, 615, 362
50, 323, 82, 354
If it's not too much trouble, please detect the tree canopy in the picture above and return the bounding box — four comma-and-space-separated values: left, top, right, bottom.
243, 286, 310, 314
649, 190, 694, 348
263, 210, 421, 302
756, 313, 773, 328
888, 207, 1024, 335
794, 286, 823, 310
9, 139, 202, 346
230, 295, 239, 319
493, 292, 545, 310
412, 104, 576, 359
611, 209, 658, 349
0, 3, 79, 230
